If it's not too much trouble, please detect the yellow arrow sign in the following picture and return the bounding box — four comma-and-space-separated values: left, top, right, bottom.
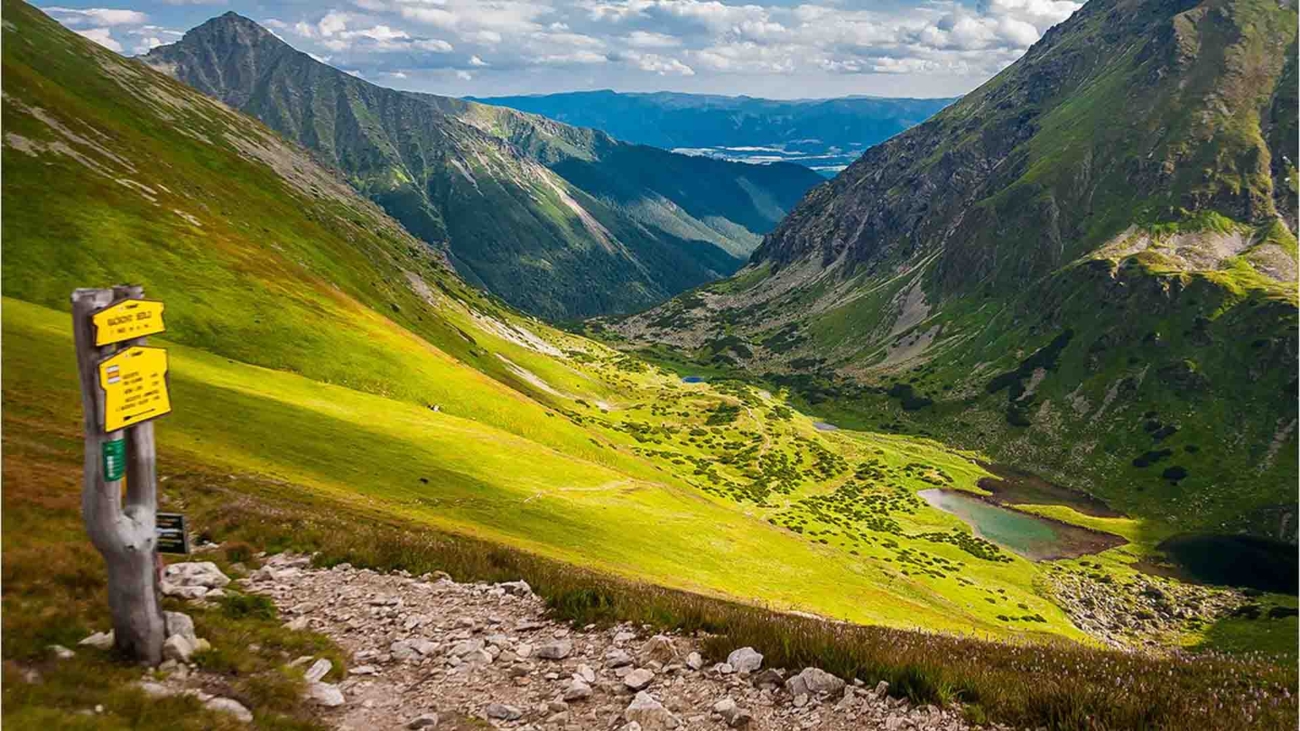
92, 299, 165, 346
98, 346, 171, 432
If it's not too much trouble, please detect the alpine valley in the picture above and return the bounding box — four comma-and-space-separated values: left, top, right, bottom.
2, 0, 1297, 729
141, 14, 825, 321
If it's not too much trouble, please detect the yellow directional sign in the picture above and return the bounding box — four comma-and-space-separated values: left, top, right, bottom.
98, 346, 171, 432
92, 299, 165, 346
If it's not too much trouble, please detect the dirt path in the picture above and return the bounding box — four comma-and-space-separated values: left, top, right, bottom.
245, 553, 993, 731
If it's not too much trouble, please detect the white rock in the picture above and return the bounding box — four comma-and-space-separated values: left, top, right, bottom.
162, 583, 209, 601
623, 668, 655, 691
624, 691, 678, 730
874, 680, 889, 698
163, 562, 231, 589
283, 616, 310, 632
307, 681, 345, 707
164, 612, 197, 643
47, 645, 75, 660
449, 638, 485, 657
785, 667, 846, 698
162, 634, 195, 663
351, 665, 379, 676
406, 714, 439, 729
391, 640, 420, 662
304, 658, 332, 684
138, 681, 173, 698
639, 635, 678, 663
79, 631, 114, 650
712, 662, 734, 676
685, 652, 703, 671
497, 580, 532, 597
576, 664, 596, 683
713, 698, 737, 715
205, 697, 253, 723
726, 647, 763, 674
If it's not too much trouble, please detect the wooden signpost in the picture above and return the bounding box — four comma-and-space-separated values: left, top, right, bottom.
72, 285, 174, 665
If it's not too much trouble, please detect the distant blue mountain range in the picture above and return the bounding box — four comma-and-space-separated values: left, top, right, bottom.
470, 90, 956, 177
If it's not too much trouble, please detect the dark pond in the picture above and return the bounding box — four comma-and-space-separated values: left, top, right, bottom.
1140, 534, 1298, 594
977, 463, 1125, 518
919, 488, 1127, 561
681, 376, 705, 383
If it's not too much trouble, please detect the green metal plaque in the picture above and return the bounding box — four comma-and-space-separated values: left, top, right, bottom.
102, 438, 126, 482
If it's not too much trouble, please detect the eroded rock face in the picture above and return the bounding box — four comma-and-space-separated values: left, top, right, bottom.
234, 553, 974, 730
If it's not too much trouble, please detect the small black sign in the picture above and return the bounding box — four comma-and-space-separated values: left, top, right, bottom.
156, 512, 190, 555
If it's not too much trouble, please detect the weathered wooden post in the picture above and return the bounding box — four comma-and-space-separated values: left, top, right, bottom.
71, 284, 171, 665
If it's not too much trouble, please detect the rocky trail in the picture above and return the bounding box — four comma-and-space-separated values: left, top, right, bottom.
123, 552, 1003, 730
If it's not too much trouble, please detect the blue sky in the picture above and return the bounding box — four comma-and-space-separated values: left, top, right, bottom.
41, 0, 1084, 99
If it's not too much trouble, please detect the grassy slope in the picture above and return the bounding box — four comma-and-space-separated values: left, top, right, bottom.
0, 0, 1090, 645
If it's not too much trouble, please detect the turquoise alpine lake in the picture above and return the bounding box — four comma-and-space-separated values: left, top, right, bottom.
918, 489, 1125, 561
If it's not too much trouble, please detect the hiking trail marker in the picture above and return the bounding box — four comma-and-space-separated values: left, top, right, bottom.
92, 298, 165, 346
72, 285, 174, 666
98, 346, 171, 432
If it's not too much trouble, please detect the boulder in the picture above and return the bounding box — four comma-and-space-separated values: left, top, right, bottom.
624, 692, 679, 730
726, 647, 763, 674
449, 638, 485, 657
785, 667, 846, 698
162, 584, 209, 601
205, 697, 253, 723
391, 640, 420, 662
685, 652, 703, 671
406, 714, 440, 729
751, 669, 783, 690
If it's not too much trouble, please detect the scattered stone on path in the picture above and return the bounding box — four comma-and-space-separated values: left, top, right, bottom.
406, 714, 439, 729
625, 691, 679, 730
164, 612, 197, 643
685, 651, 703, 671
564, 679, 593, 701
639, 635, 678, 664
786, 667, 846, 698
485, 702, 522, 720
623, 668, 655, 691
726, 647, 763, 674
535, 639, 572, 660
164, 562, 231, 588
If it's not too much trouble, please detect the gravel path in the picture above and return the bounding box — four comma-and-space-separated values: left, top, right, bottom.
243, 553, 998, 731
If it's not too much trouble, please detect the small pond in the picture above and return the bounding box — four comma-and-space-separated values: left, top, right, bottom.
681, 376, 705, 384
919, 489, 1127, 561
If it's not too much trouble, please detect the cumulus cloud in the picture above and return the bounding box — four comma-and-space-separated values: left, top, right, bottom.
45, 0, 1085, 94
75, 26, 124, 52
44, 7, 148, 26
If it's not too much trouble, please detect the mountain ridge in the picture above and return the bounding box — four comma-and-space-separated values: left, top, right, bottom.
143, 14, 823, 320
607, 0, 1299, 543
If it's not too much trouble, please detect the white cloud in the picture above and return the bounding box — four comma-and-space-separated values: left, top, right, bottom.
45, 7, 148, 27
75, 26, 123, 52
469, 55, 489, 66
624, 30, 679, 48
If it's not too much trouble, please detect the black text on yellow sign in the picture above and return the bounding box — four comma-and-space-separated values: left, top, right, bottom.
92, 299, 166, 346
98, 346, 171, 433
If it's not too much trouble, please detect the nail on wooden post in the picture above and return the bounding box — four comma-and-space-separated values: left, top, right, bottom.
72, 286, 166, 665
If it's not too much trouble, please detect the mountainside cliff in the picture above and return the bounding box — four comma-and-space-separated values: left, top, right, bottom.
610, 0, 1299, 542
144, 14, 822, 321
